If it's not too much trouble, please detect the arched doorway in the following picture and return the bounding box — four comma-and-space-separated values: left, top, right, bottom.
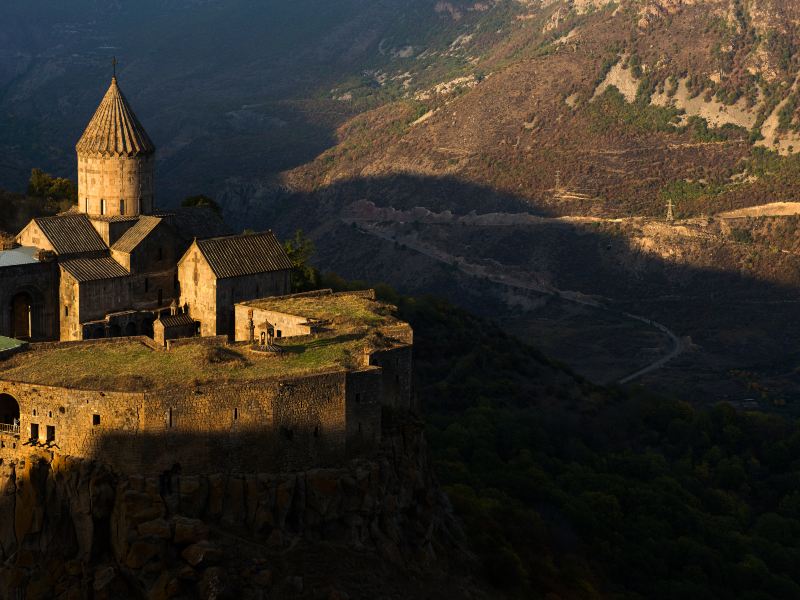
109, 324, 121, 338
0, 393, 20, 433
10, 292, 32, 339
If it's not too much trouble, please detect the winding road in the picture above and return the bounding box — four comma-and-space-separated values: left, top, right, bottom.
348, 220, 684, 384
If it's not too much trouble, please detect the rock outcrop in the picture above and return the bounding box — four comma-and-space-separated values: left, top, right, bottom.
0, 423, 467, 599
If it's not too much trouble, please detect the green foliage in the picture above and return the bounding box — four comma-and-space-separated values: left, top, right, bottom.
27, 168, 76, 203
181, 194, 222, 215
588, 87, 683, 134
686, 116, 748, 142
730, 228, 753, 244
395, 294, 800, 598
282, 230, 319, 292
777, 94, 798, 133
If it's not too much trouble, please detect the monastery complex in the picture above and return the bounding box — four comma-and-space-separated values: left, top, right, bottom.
0, 77, 414, 475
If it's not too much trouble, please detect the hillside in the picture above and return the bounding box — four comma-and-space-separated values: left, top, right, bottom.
0, 0, 513, 202
209, 0, 800, 407
270, 0, 800, 219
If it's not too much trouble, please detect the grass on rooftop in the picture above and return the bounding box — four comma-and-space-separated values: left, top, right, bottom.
0, 337, 24, 352
0, 334, 364, 392
247, 294, 393, 328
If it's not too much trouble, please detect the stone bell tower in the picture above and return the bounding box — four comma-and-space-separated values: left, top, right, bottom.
75, 74, 155, 217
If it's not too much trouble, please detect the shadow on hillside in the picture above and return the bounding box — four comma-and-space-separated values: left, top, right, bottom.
237, 173, 800, 407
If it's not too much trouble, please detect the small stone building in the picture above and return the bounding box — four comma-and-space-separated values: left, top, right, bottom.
178, 232, 292, 337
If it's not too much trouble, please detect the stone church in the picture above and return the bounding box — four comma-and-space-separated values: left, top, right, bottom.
0, 76, 292, 342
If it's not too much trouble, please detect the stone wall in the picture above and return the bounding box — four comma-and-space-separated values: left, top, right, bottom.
178, 245, 219, 337
369, 345, 415, 411
89, 217, 139, 247
215, 271, 290, 338
73, 275, 133, 331
345, 369, 383, 456
77, 154, 154, 217
0, 261, 59, 341
0, 366, 384, 475
233, 305, 313, 342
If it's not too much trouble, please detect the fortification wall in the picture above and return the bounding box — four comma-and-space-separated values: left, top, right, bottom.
369, 344, 414, 411
345, 369, 383, 456
0, 367, 382, 475
0, 380, 144, 460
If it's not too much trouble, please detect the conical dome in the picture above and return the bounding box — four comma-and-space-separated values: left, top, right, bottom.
76, 77, 155, 157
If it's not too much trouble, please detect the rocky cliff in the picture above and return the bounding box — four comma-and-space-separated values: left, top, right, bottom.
0, 422, 472, 599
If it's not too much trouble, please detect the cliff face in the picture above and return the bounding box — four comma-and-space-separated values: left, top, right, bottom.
0, 423, 470, 599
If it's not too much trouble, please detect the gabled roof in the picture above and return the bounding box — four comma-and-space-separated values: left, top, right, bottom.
60, 256, 129, 282
76, 77, 155, 157
32, 214, 107, 255
155, 207, 232, 241
191, 231, 292, 279
159, 314, 196, 328
111, 216, 163, 253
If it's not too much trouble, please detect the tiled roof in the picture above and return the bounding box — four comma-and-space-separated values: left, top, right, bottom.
76, 77, 155, 157
195, 231, 292, 279
89, 214, 140, 223
111, 216, 162, 253
60, 256, 129, 282
155, 207, 232, 241
34, 214, 107, 255
159, 314, 196, 328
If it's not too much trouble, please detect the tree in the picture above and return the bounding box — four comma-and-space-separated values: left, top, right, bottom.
282, 230, 319, 292
27, 168, 77, 202
181, 194, 222, 215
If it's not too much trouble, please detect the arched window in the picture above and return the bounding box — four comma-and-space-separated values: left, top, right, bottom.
120, 199, 125, 215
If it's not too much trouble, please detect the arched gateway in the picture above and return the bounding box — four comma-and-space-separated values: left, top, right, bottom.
0, 393, 20, 435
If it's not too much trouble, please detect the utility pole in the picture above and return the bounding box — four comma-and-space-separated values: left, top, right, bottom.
666, 198, 675, 222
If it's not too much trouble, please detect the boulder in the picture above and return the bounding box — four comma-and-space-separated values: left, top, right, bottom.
138, 518, 172, 540
182, 541, 224, 567
173, 516, 209, 545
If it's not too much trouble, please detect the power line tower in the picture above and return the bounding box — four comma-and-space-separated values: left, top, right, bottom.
666, 198, 675, 223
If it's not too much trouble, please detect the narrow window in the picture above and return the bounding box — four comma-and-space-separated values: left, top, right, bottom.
46, 426, 55, 443
144, 278, 149, 292
32, 409, 36, 416
234, 408, 239, 421
120, 199, 125, 215
168, 408, 173, 428
100, 199, 105, 215
65, 306, 69, 317
48, 411, 52, 418
276, 330, 282, 338
92, 414, 100, 426
30, 423, 39, 440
